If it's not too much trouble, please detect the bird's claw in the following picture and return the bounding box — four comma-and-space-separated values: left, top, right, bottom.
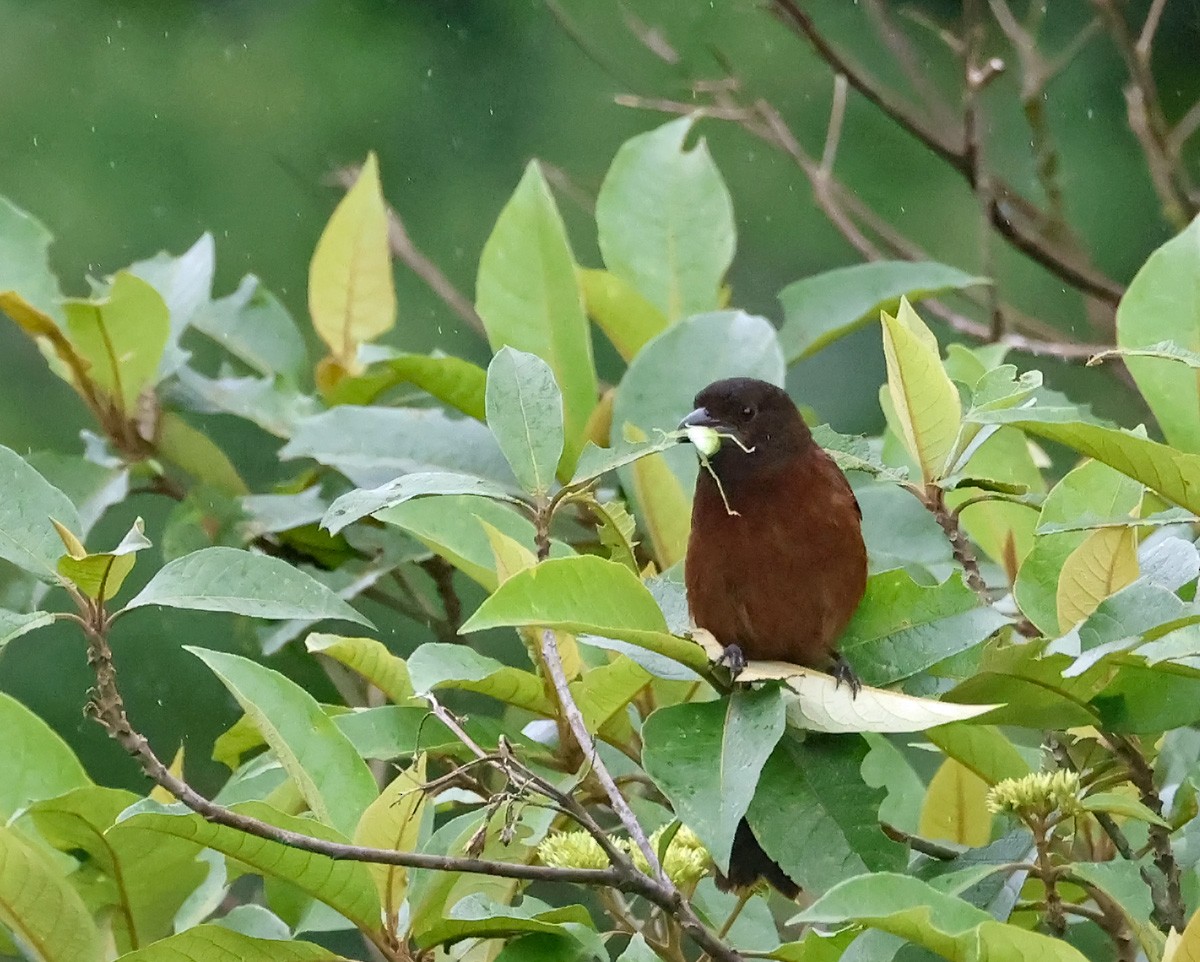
831, 653, 861, 698
717, 643, 747, 679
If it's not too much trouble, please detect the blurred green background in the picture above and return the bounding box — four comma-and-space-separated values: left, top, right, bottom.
0, 0, 1196, 787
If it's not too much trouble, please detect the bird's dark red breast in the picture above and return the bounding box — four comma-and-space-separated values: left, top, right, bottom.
680, 377, 868, 898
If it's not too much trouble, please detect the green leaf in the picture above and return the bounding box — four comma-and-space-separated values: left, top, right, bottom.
570, 434, 682, 487
476, 161, 596, 471
642, 688, 785, 869
322, 471, 526, 535
128, 232, 214, 373
749, 735, 906, 893
1082, 791, 1170, 826
0, 824, 104, 962
415, 893, 596, 952
378, 494, 560, 591
55, 515, 151, 601
925, 724, 1032, 786
596, 116, 735, 322
0, 196, 64, 322
305, 633, 414, 704
407, 643, 554, 715
1015, 459, 1143, 635
486, 347, 565, 494
578, 267, 669, 362
157, 410, 250, 496
65, 271, 170, 412
811, 425, 909, 483
972, 411, 1200, 514
354, 755, 427, 931
186, 647, 379, 836
26, 451, 128, 536
0, 444, 81, 579
779, 261, 986, 362
0, 692, 90, 820
282, 405, 513, 489
570, 655, 651, 731
126, 546, 372, 627
191, 273, 308, 382
175, 369, 318, 438
1037, 506, 1200, 534
919, 758, 992, 846
326, 351, 486, 418
612, 309, 785, 490
1115, 215, 1200, 451
840, 571, 1009, 686
880, 298, 962, 482
31, 786, 205, 952
112, 924, 343, 962
121, 801, 381, 935
629, 445, 691, 570
459, 555, 709, 672
0, 608, 54, 650
309, 152, 395, 369
793, 873, 1089, 961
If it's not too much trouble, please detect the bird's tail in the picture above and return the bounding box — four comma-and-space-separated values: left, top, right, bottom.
715, 818, 800, 900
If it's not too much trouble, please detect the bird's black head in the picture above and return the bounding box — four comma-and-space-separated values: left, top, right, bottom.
679, 377, 812, 482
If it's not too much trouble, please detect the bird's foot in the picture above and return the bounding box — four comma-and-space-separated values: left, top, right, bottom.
831, 652, 861, 698
717, 643, 747, 679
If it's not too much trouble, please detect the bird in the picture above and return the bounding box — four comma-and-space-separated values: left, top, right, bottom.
679, 376, 868, 898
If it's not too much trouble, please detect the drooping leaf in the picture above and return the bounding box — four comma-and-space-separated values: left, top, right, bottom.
354, 755, 427, 929
0, 445, 81, 580
578, 267, 669, 362
0, 692, 90, 820
476, 161, 596, 471
322, 471, 526, 535
64, 271, 170, 412
308, 152, 395, 372
485, 347, 565, 494
642, 687, 786, 869
1115, 215, 1200, 452
926, 723, 1032, 785
122, 801, 382, 935
407, 643, 554, 715
186, 647, 379, 836
792, 873, 1088, 961
919, 758, 992, 846
326, 351, 486, 418
127, 546, 371, 626
459, 554, 709, 672
305, 633, 414, 704
112, 924, 342, 962
1081, 791, 1170, 827
595, 116, 735, 322
629, 446, 691, 570
748, 735, 906, 893
779, 261, 986, 362
0, 824, 104, 962
0, 196, 64, 322
282, 405, 513, 489
880, 298, 962, 483
191, 273, 308, 382
55, 515, 151, 600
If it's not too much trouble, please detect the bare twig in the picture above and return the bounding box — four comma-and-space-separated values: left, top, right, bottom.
862, 0, 958, 129
331, 166, 488, 338
819, 74, 849, 178
925, 485, 990, 602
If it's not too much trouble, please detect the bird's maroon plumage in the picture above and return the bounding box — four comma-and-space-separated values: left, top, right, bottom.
681, 377, 868, 898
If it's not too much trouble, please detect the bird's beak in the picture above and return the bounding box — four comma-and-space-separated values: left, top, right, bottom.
679, 407, 725, 457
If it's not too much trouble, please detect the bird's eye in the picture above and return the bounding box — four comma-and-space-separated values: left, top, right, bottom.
742, 406, 756, 419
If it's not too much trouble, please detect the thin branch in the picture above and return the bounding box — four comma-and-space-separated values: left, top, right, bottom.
819, 74, 849, 177
862, 0, 958, 129
330, 166, 488, 339
880, 823, 962, 860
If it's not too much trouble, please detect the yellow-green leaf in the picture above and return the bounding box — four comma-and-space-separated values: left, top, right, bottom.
54, 516, 151, 600
309, 152, 396, 371
881, 299, 962, 482
149, 746, 187, 805
919, 758, 991, 846
1057, 525, 1140, 632
0, 291, 94, 396
157, 410, 249, 496
1165, 904, 1200, 962
630, 449, 690, 570
354, 754, 427, 931
305, 633, 415, 705
65, 272, 170, 413
578, 267, 668, 362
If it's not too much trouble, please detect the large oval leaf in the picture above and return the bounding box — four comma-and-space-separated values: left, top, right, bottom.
0, 197, 64, 322
596, 116, 735, 322
0, 444, 81, 579
113, 924, 342, 962
485, 347, 564, 494
475, 161, 596, 471
186, 647, 378, 836
0, 692, 90, 820
125, 546, 372, 627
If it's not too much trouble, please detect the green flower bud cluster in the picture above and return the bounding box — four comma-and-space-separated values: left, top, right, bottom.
986, 770, 1082, 819
536, 824, 712, 888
